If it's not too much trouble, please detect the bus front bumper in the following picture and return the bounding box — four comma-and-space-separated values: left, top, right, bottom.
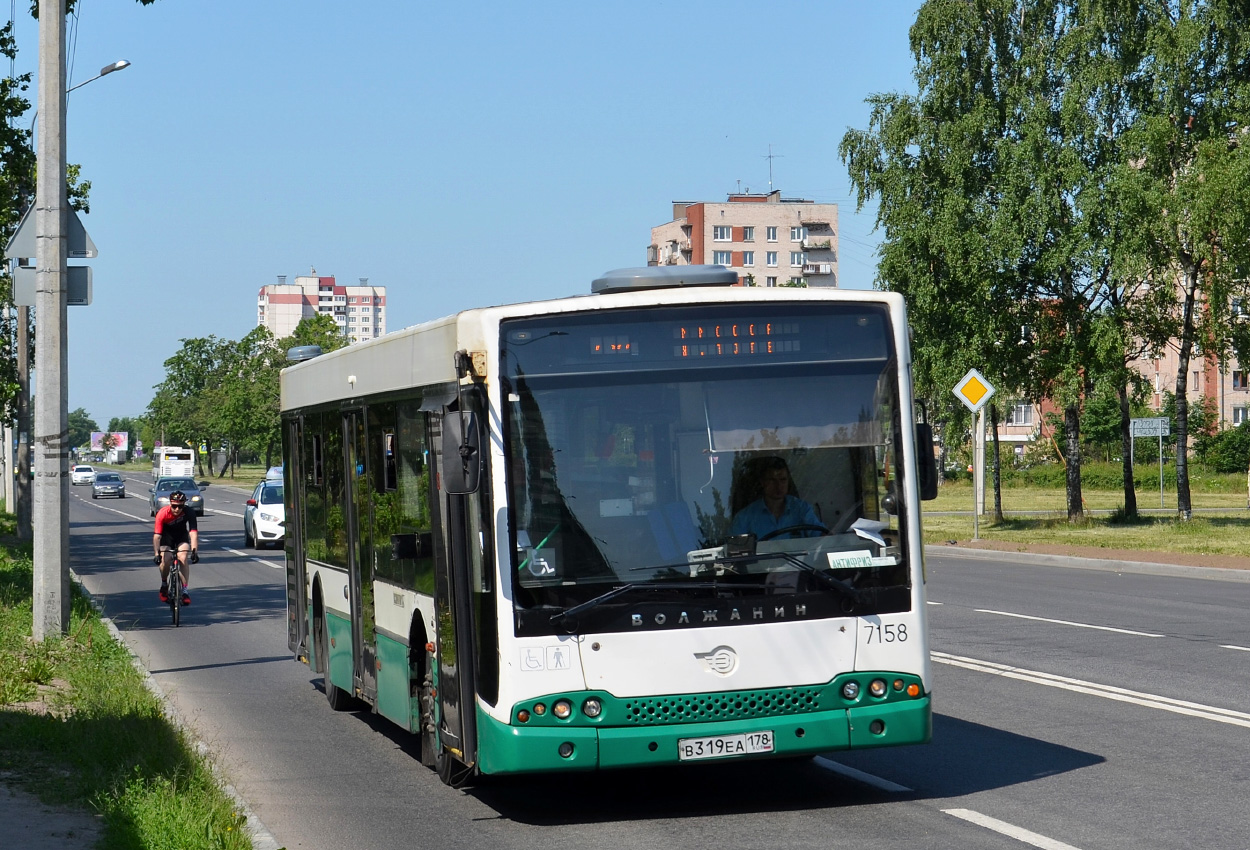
476, 695, 931, 775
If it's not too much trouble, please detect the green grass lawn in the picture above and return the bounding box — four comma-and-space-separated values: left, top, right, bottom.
923, 478, 1250, 558
0, 520, 257, 849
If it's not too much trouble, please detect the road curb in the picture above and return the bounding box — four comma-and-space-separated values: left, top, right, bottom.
925, 544, 1250, 583
69, 569, 284, 850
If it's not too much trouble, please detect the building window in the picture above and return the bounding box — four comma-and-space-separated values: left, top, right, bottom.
1235, 370, 1247, 389
713, 250, 732, 265
743, 226, 754, 242
766, 276, 777, 287
766, 251, 778, 267
791, 226, 806, 241
713, 225, 731, 241
743, 251, 754, 267
790, 252, 805, 266
766, 226, 777, 242
1005, 401, 1034, 426
1236, 407, 1250, 425
787, 276, 804, 286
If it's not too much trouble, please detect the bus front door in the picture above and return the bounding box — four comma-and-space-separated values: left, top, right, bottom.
285, 417, 307, 658
342, 410, 377, 703
431, 408, 479, 773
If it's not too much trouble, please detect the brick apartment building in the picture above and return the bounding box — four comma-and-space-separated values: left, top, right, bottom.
257, 272, 387, 344
648, 190, 839, 287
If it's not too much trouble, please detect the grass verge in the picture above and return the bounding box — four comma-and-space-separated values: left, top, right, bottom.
0, 516, 257, 849
924, 482, 1250, 558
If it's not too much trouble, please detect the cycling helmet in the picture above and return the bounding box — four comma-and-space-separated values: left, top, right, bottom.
169, 490, 187, 505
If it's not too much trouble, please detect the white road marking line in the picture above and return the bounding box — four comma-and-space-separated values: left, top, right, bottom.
215, 510, 244, 518
813, 756, 912, 792
221, 546, 283, 569
943, 808, 1083, 850
926, 600, 942, 605
1220, 644, 1250, 652
933, 651, 1250, 728
974, 608, 1164, 637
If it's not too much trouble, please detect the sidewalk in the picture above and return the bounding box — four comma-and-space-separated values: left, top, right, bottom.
0, 783, 102, 850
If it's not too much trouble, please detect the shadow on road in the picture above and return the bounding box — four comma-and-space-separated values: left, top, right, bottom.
300, 686, 1104, 825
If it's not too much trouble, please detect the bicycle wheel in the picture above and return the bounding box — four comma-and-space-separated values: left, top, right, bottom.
170, 571, 181, 627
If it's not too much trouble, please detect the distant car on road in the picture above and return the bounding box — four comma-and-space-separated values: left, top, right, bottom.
244, 480, 285, 549
91, 471, 126, 499
149, 477, 207, 517
70, 464, 96, 485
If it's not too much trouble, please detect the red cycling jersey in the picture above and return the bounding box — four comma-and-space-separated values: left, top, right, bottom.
154, 504, 198, 545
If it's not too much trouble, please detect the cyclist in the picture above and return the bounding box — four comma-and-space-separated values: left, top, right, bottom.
153, 490, 198, 604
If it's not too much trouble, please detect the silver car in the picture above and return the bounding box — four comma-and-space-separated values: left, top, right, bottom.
91, 471, 126, 499
70, 464, 96, 485
149, 477, 207, 517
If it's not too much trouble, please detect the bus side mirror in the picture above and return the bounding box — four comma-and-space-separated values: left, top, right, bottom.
916, 423, 938, 501
442, 411, 482, 495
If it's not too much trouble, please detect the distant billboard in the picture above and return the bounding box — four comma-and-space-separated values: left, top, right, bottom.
90, 431, 130, 451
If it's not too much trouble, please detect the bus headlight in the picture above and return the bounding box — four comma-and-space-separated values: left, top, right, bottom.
841, 681, 860, 700
553, 699, 572, 719
869, 678, 888, 698
583, 698, 602, 718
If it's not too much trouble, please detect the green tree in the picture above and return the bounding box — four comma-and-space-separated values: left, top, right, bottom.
1101, 1, 1250, 519
281, 314, 350, 355
67, 407, 96, 450
841, 0, 1118, 522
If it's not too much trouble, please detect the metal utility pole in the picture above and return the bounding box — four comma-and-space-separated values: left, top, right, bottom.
32, 0, 68, 640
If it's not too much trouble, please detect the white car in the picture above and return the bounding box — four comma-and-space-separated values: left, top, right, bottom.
70, 464, 96, 485
244, 480, 285, 550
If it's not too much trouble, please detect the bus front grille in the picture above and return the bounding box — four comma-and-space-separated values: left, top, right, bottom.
622, 688, 823, 726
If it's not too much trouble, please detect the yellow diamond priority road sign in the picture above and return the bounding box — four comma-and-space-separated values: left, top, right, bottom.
953, 368, 996, 414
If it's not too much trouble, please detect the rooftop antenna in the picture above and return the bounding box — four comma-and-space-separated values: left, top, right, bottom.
762, 144, 783, 191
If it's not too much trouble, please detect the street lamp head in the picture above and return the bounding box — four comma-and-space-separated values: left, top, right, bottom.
100, 60, 130, 76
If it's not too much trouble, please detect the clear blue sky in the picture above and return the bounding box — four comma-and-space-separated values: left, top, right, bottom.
11, 0, 923, 426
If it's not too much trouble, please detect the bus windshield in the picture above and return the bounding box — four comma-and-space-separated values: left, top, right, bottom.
502, 303, 913, 637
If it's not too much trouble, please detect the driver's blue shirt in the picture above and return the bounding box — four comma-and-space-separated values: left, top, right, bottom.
729, 495, 822, 539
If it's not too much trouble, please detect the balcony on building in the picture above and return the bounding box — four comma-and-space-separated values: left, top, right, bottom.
803, 263, 833, 275
802, 237, 833, 251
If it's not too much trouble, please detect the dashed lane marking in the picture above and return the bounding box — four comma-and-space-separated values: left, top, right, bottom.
943, 808, 1083, 850
974, 608, 1165, 638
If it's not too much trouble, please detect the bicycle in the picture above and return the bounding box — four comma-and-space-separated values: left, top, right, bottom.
156, 546, 198, 626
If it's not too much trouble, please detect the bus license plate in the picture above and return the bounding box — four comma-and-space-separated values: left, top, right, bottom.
678, 730, 774, 761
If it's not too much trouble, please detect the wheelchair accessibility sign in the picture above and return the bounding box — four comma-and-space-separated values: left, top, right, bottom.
520, 645, 573, 672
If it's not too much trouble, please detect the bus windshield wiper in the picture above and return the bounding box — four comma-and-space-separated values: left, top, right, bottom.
550, 579, 767, 624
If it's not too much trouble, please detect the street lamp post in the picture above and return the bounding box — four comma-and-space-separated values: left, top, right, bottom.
30, 0, 128, 638
32, 0, 69, 641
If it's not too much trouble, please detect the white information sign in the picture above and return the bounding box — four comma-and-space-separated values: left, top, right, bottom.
1131, 417, 1170, 438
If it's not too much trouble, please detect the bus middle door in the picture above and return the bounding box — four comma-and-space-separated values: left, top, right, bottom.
342, 409, 378, 703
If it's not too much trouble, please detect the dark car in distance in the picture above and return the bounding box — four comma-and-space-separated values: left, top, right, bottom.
91, 471, 126, 499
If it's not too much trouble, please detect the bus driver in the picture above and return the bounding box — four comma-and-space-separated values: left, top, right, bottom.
729, 456, 823, 540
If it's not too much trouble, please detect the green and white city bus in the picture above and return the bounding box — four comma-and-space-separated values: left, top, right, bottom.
281, 266, 938, 785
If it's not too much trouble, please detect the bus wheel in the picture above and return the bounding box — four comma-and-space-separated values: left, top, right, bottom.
317, 612, 353, 711
436, 749, 460, 787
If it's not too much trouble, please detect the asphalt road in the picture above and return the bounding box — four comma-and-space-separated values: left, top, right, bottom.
68, 474, 1250, 850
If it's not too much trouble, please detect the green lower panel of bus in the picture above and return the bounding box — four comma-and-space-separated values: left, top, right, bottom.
476, 687, 930, 775
324, 609, 355, 696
